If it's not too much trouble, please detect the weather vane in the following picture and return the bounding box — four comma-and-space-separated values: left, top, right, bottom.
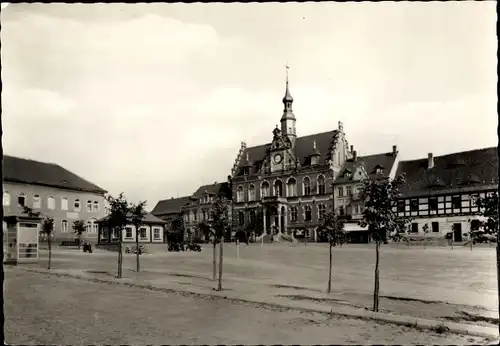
285, 61, 290, 83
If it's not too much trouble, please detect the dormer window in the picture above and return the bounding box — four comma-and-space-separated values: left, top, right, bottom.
376, 168, 382, 174
243, 167, 249, 176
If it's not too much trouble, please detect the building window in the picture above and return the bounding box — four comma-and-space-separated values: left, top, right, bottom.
238, 211, 245, 226
125, 227, 133, 238
94, 201, 99, 212
452, 196, 461, 209
410, 223, 419, 233
93, 223, 98, 233
61, 220, 68, 232
318, 204, 326, 219
33, 194, 41, 208
291, 207, 298, 222
318, 175, 326, 194
47, 196, 55, 210
61, 197, 68, 210
338, 187, 344, 197
303, 177, 311, 196
87, 200, 92, 212
431, 222, 439, 233
153, 228, 161, 240
237, 186, 244, 203
339, 206, 345, 216
3, 192, 10, 206
248, 185, 256, 201
397, 200, 405, 213
249, 210, 256, 225
346, 186, 352, 196
193, 211, 197, 222
274, 180, 283, 197
261, 182, 270, 198
429, 197, 438, 210
286, 178, 297, 197
304, 205, 312, 221
139, 227, 147, 239
74, 199, 81, 211
18, 193, 26, 207
410, 199, 418, 212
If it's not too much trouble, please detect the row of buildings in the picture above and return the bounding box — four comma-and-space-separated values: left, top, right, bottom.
3, 78, 498, 244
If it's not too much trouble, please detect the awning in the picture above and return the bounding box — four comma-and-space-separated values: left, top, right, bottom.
343, 223, 368, 232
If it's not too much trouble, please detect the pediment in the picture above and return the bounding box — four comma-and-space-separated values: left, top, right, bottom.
353, 165, 368, 180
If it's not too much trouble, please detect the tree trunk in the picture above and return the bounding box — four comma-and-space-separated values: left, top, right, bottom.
217, 236, 224, 291
78, 234, 81, 249
327, 243, 332, 293
373, 240, 380, 312
47, 235, 52, 270
136, 230, 140, 272
117, 228, 123, 279
212, 239, 217, 281
423, 233, 426, 249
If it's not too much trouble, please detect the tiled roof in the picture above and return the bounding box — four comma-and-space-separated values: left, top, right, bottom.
97, 212, 167, 224
235, 130, 339, 176
334, 152, 397, 184
3, 155, 107, 194
190, 182, 232, 201
396, 147, 498, 197
151, 196, 191, 216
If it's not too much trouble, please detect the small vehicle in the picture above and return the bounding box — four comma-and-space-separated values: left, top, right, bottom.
82, 242, 93, 253
186, 243, 202, 252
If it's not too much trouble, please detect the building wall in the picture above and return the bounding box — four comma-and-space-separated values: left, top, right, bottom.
3, 182, 105, 241
99, 224, 165, 243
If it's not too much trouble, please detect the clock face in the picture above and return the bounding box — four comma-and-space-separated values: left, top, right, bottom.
273, 154, 283, 164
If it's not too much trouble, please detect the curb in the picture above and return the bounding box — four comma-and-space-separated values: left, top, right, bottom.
17, 267, 498, 339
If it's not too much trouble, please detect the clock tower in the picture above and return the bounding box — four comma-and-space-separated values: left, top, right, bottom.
280, 64, 296, 148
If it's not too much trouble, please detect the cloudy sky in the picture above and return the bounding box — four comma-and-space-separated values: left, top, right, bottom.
1, 2, 497, 210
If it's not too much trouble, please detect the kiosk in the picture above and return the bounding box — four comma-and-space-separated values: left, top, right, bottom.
3, 215, 41, 265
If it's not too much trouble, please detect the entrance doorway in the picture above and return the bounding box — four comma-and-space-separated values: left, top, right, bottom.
453, 223, 462, 242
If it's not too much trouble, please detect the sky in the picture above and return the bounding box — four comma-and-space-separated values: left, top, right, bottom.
1, 2, 497, 211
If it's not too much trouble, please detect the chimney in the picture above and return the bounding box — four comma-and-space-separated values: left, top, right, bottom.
171, 197, 173, 200
353, 151, 357, 162
428, 153, 434, 169
350, 145, 354, 153
392, 145, 398, 156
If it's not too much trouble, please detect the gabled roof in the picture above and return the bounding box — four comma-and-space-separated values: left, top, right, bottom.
3, 155, 107, 194
396, 147, 498, 197
190, 182, 232, 201
334, 152, 397, 184
235, 130, 339, 176
151, 196, 190, 216
97, 212, 167, 224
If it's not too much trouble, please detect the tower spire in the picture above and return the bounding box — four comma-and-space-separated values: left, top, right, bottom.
283, 62, 293, 104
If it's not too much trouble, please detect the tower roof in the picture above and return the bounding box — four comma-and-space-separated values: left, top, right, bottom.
282, 81, 294, 103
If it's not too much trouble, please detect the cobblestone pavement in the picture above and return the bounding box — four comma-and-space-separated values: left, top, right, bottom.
4, 268, 490, 345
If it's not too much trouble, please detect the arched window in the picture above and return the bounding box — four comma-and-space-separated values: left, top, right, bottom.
274, 180, 283, 197
87, 200, 92, 212
318, 204, 326, 219
286, 178, 297, 197
304, 205, 312, 221
318, 175, 326, 194
94, 201, 99, 212
261, 181, 270, 198
33, 194, 41, 208
86, 219, 98, 233
61, 197, 68, 210
303, 177, 311, 196
248, 185, 256, 201
74, 199, 81, 211
47, 196, 55, 210
17, 193, 26, 207
236, 186, 244, 203
61, 220, 68, 233
238, 211, 245, 226
3, 192, 10, 206
249, 210, 256, 225
291, 207, 298, 222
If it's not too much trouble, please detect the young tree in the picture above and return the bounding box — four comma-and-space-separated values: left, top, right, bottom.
198, 221, 218, 280
73, 220, 86, 249
41, 217, 54, 269
169, 215, 184, 243
105, 193, 129, 279
359, 174, 413, 312
318, 210, 346, 294
130, 201, 147, 272
210, 192, 230, 291
473, 191, 499, 335
422, 223, 429, 249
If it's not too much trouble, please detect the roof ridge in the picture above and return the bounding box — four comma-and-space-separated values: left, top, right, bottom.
3, 154, 59, 166
400, 146, 497, 163
243, 130, 337, 150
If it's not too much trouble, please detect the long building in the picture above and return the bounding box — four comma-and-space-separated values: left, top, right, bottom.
2, 155, 107, 242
